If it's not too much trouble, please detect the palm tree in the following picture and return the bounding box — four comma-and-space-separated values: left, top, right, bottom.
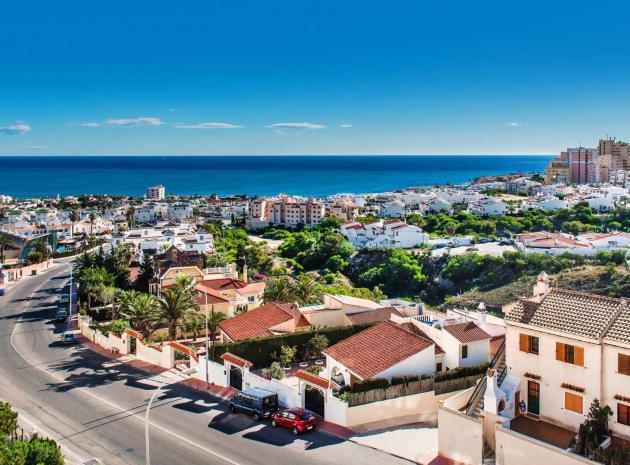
208, 307, 227, 360
69, 209, 80, 238
182, 312, 204, 341
0, 234, 15, 264
125, 207, 135, 229
89, 212, 97, 237
119, 291, 158, 338
174, 274, 196, 292
78, 267, 112, 310
291, 275, 321, 305
29, 237, 50, 262
263, 276, 293, 303
152, 287, 200, 341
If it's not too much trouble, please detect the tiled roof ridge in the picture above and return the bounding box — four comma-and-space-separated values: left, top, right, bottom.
548, 287, 624, 303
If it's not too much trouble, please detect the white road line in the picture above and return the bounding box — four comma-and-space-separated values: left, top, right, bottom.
9, 268, 241, 465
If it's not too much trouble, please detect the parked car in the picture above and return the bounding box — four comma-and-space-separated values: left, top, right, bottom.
271, 408, 317, 435
229, 388, 279, 421
58, 294, 69, 303
55, 308, 68, 323
60, 331, 77, 344
499, 239, 511, 246
478, 238, 492, 243
0, 289, 5, 297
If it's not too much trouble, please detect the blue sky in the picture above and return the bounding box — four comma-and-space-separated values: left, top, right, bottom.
2, 1, 630, 155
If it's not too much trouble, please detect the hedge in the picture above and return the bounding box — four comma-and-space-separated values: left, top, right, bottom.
212, 323, 374, 370
351, 377, 390, 393
391, 374, 431, 386
434, 362, 489, 382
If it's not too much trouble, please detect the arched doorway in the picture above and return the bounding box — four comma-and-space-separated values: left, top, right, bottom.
229, 365, 243, 390
304, 386, 325, 416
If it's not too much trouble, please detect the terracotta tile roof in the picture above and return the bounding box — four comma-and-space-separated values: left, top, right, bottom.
221, 352, 253, 368
199, 278, 248, 291
398, 322, 446, 355
345, 306, 404, 325
603, 302, 630, 345
236, 282, 266, 295
193, 285, 230, 305
506, 289, 624, 340
490, 335, 506, 357
218, 302, 304, 341
294, 369, 333, 389
443, 322, 491, 344
123, 328, 143, 340
323, 321, 434, 379
128, 267, 141, 283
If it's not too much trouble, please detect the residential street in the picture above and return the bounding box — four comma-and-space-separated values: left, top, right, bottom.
0, 261, 410, 465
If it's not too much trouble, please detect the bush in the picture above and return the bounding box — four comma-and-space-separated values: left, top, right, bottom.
338, 385, 351, 394
351, 377, 390, 393
305, 365, 323, 376
213, 324, 374, 369
435, 362, 490, 382
25, 438, 64, 465
391, 375, 420, 386
262, 362, 285, 380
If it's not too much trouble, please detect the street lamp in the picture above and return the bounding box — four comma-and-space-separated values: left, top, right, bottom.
69, 263, 73, 328
145, 367, 197, 465
205, 290, 209, 390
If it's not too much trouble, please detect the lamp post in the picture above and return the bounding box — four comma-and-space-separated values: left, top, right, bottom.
205, 290, 209, 390
69, 264, 73, 328
145, 381, 165, 465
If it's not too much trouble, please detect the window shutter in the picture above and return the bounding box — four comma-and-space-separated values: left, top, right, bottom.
556, 342, 565, 362
574, 346, 584, 367
619, 404, 630, 426
519, 334, 528, 352
565, 392, 583, 414
619, 354, 630, 375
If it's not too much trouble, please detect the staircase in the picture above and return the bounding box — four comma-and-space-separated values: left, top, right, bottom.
464, 338, 506, 418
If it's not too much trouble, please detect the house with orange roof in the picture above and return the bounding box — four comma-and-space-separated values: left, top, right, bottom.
217, 301, 310, 342
323, 321, 443, 387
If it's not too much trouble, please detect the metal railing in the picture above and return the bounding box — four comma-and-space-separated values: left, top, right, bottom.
464, 338, 506, 416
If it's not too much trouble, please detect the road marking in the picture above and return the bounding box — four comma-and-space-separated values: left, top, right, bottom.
10, 267, 241, 465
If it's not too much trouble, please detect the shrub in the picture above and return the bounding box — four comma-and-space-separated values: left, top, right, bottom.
339, 391, 349, 402
338, 385, 351, 394
351, 377, 390, 393
305, 365, 323, 376
391, 375, 421, 386
435, 362, 489, 382
323, 273, 337, 284
262, 362, 285, 380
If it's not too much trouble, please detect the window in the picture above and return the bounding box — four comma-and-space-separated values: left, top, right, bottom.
519, 334, 539, 355
243, 396, 253, 406
619, 354, 630, 376
462, 345, 468, 359
619, 404, 630, 426
436, 362, 443, 372
564, 392, 583, 414
556, 343, 584, 366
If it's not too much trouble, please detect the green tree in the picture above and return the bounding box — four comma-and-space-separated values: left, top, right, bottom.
0, 402, 18, 437
291, 275, 321, 305
77, 267, 114, 310
135, 253, 154, 293
25, 438, 64, 465
208, 308, 227, 360
152, 287, 200, 341
119, 291, 158, 338
0, 234, 15, 264
263, 277, 293, 303
69, 209, 80, 237
89, 212, 97, 236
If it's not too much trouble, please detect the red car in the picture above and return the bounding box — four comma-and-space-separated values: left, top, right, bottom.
271, 408, 316, 435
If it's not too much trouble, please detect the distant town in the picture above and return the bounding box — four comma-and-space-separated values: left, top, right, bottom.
1, 139, 630, 465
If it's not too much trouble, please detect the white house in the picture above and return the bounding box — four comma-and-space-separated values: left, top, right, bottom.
324, 321, 442, 387
467, 197, 509, 216
441, 322, 492, 370
522, 195, 568, 212
378, 200, 406, 218
168, 203, 193, 221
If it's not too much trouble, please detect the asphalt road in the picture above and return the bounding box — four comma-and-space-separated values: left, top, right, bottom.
0, 261, 409, 465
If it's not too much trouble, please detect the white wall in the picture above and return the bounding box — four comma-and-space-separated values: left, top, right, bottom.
602, 342, 630, 440
107, 332, 127, 354
462, 339, 490, 367
437, 403, 484, 465
495, 426, 598, 465
377, 346, 436, 379
340, 390, 464, 427
243, 372, 301, 409
506, 324, 601, 431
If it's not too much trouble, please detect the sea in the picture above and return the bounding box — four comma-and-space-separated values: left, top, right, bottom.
0, 155, 553, 199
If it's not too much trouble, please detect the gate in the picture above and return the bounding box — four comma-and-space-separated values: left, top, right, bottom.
229, 365, 243, 390
304, 387, 324, 416
130, 337, 137, 355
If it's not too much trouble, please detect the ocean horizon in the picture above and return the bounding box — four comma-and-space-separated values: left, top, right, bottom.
1, 155, 554, 199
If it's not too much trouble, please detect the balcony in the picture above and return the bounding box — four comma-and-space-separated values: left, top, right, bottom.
509, 415, 576, 449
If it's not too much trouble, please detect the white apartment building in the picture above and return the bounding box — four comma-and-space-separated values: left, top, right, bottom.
146, 185, 165, 200
467, 197, 509, 216
339, 219, 428, 249
521, 195, 568, 211
167, 203, 193, 221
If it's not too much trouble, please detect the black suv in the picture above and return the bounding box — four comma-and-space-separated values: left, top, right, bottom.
55, 308, 68, 323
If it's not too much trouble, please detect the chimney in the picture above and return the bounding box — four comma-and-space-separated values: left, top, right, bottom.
533, 271, 550, 300
477, 301, 487, 325
242, 264, 248, 283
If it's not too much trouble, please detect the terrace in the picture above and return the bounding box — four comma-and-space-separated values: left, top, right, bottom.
510, 415, 576, 449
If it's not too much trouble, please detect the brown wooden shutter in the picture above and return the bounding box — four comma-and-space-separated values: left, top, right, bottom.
574, 346, 584, 367
519, 334, 528, 352
565, 392, 583, 414
619, 404, 630, 426
556, 342, 565, 362
619, 354, 630, 375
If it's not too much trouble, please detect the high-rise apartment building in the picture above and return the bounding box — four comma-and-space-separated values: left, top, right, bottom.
146, 185, 165, 200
